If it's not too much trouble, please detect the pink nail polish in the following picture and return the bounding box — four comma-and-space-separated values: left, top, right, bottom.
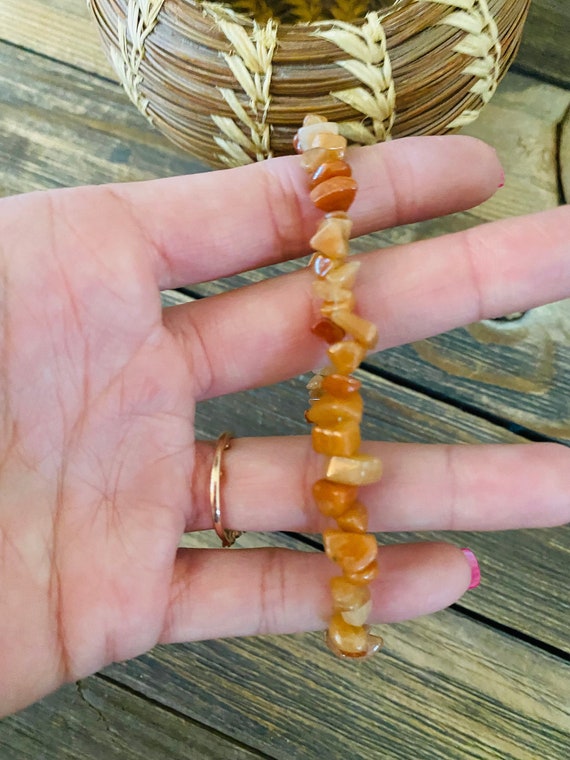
461, 548, 481, 590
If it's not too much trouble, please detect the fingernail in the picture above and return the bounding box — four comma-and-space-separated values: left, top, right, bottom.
498, 168, 505, 188
461, 548, 481, 590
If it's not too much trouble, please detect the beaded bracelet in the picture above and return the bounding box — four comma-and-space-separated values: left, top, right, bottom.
294, 115, 384, 659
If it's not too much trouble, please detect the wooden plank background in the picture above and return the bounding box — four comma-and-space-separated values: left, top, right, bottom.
0, 2, 569, 758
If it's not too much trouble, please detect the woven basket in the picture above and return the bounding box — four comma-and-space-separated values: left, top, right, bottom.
88, 0, 530, 168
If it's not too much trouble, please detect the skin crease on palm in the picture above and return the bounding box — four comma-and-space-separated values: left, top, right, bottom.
0, 135, 569, 717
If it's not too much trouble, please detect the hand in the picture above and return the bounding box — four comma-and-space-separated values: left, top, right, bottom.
1, 136, 568, 716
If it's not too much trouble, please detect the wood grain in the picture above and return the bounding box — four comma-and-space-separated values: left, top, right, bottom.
0, 675, 266, 759
0, 44, 206, 198
514, 0, 570, 87
0, 0, 115, 79
112, 632, 566, 760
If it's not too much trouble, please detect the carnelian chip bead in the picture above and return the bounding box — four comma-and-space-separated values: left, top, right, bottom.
310, 253, 336, 278
311, 318, 345, 345
310, 160, 352, 190
312, 279, 353, 304
327, 614, 369, 656
310, 176, 358, 213
326, 454, 383, 486
330, 576, 371, 611
328, 340, 366, 375
345, 559, 379, 585
341, 600, 373, 627
301, 147, 343, 172
310, 215, 352, 258
323, 530, 378, 575
311, 132, 347, 152
313, 479, 358, 517
321, 374, 361, 397
330, 310, 379, 350
312, 420, 361, 457
326, 260, 361, 289
320, 294, 356, 318
336, 501, 368, 533
296, 121, 339, 152
305, 392, 363, 426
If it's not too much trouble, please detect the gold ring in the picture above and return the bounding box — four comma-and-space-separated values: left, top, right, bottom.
210, 432, 242, 548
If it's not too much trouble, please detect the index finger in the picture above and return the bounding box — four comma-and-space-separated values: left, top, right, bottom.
111, 135, 502, 289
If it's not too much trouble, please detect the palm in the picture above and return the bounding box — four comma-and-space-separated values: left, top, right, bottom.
1, 136, 569, 717
1, 188, 195, 704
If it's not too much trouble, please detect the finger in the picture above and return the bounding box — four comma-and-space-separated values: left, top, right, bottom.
160, 542, 473, 644
165, 205, 570, 400
188, 439, 570, 533
112, 136, 502, 288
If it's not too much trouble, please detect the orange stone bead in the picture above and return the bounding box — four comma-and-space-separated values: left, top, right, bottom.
312, 279, 353, 304
310, 253, 336, 278
313, 479, 358, 517
326, 454, 383, 486
312, 133, 347, 152
323, 530, 378, 575
345, 559, 379, 586
310, 215, 352, 258
312, 420, 361, 457
310, 160, 352, 190
326, 260, 361, 289
306, 372, 325, 392
342, 600, 373, 627
311, 318, 345, 345
296, 122, 339, 152
328, 340, 366, 375
310, 176, 358, 213
300, 147, 344, 173
305, 392, 363, 426
330, 310, 379, 350
327, 613, 369, 656
321, 374, 362, 397
330, 576, 371, 611
320, 294, 356, 318
336, 501, 368, 533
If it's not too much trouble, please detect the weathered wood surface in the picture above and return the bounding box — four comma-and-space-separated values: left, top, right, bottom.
0, 0, 116, 79
106, 621, 570, 760
0, 674, 267, 759
515, 0, 570, 87
1, 5, 569, 759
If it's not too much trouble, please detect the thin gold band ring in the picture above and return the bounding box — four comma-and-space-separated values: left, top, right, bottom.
209, 431, 242, 548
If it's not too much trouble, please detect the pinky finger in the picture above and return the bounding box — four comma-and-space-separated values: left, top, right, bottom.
160, 542, 476, 645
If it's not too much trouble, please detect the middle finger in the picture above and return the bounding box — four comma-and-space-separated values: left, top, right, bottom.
165, 206, 570, 400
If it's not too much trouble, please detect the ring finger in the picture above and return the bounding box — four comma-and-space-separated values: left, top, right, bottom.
187, 438, 570, 534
